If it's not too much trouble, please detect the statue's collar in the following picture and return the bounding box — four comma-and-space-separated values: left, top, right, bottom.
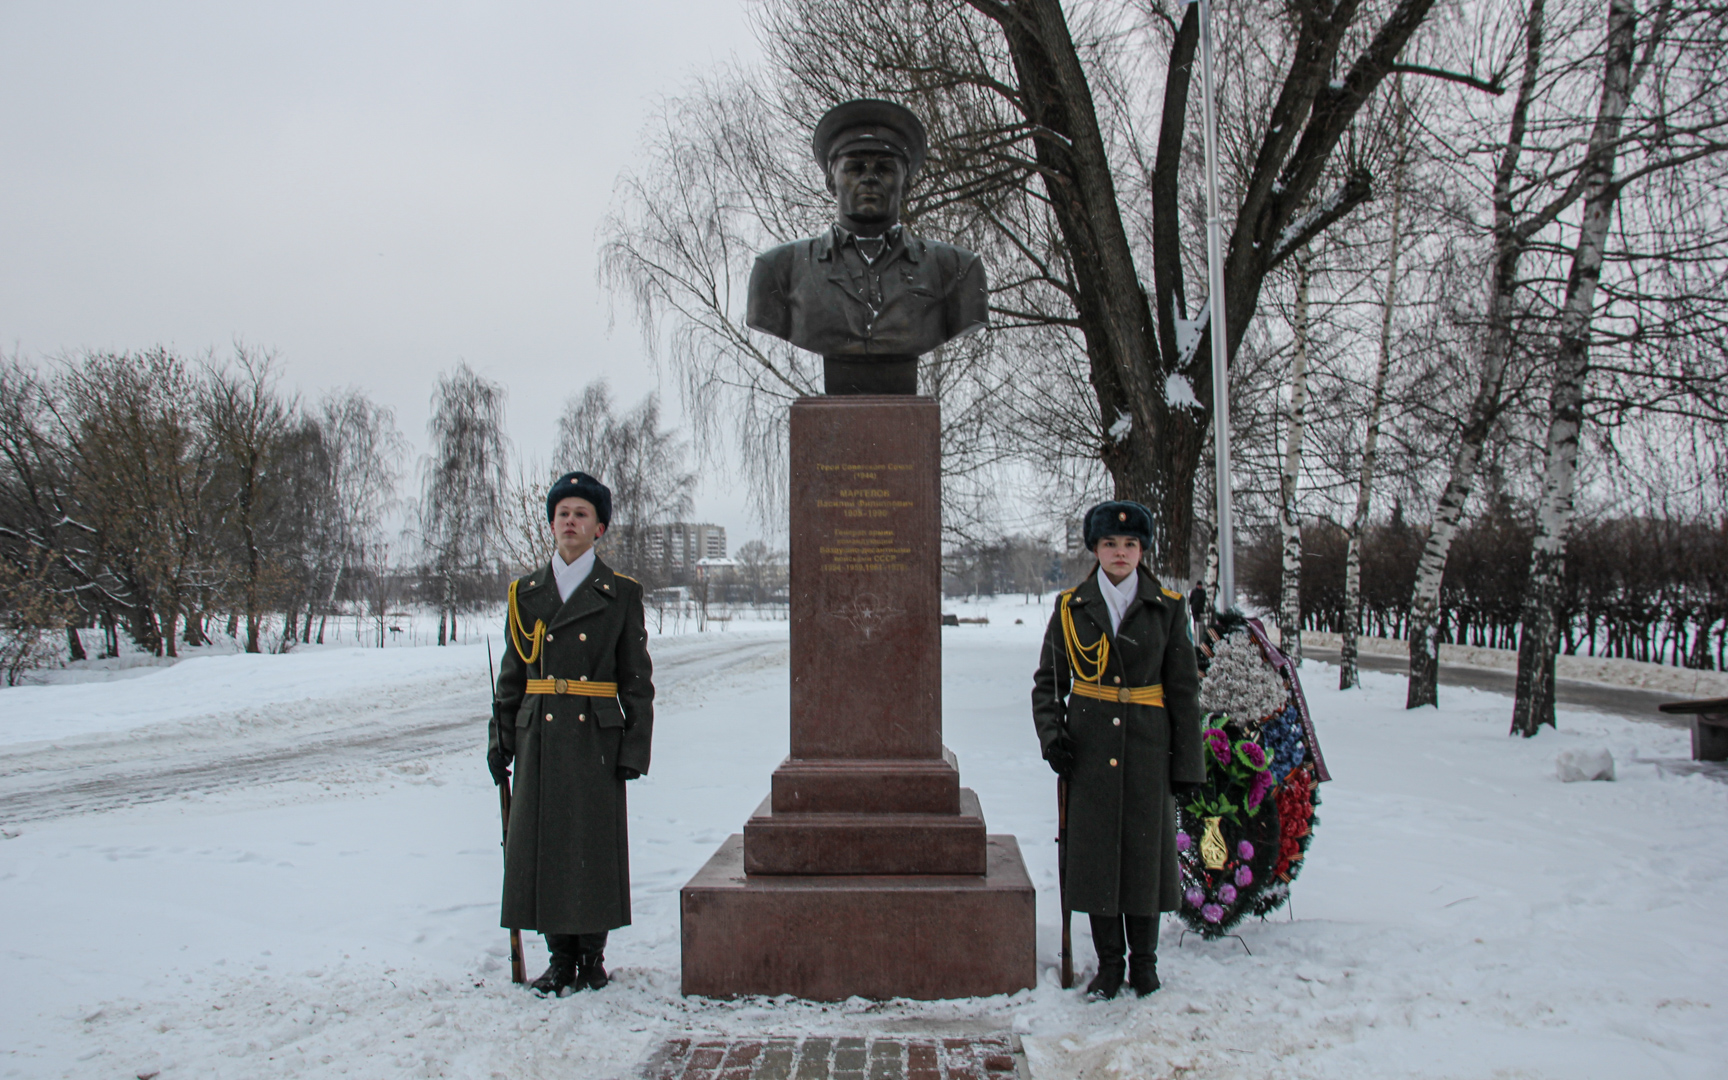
819, 224, 920, 263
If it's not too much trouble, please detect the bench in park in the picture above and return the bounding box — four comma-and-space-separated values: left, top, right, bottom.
1657, 696, 1728, 761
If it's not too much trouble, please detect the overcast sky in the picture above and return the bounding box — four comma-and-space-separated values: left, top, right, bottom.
0, 2, 769, 542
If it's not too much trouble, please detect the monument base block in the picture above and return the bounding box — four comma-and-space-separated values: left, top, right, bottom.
743, 788, 987, 875
681, 834, 1037, 1000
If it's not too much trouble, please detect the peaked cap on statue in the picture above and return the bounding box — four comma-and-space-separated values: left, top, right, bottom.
546, 471, 612, 525
1083, 500, 1154, 552
812, 99, 928, 179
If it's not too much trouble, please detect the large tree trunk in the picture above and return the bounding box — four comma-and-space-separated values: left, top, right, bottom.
1342, 83, 1407, 691
1407, 0, 1547, 709
984, 0, 1189, 573
1278, 255, 1312, 662
969, 0, 1434, 581
1511, 0, 1638, 737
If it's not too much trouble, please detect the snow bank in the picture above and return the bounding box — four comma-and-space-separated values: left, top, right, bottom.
0, 596, 1722, 1079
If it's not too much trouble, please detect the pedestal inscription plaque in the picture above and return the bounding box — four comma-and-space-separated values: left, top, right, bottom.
789, 397, 941, 760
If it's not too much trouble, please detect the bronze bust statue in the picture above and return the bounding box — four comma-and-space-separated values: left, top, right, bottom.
746, 100, 989, 395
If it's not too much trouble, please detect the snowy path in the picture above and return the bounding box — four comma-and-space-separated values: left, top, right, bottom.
0, 634, 785, 825
1, 601, 1724, 1080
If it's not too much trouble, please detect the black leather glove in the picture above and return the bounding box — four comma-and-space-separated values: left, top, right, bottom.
1043, 733, 1076, 776
488, 747, 511, 787
615, 765, 642, 781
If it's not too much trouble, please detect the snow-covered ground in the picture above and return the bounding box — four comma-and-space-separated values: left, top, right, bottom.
1, 598, 1722, 1079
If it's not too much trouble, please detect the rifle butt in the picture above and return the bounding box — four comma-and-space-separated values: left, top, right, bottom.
1057, 775, 1073, 989
498, 777, 525, 984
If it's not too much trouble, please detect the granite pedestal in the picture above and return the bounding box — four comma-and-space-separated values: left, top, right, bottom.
680, 396, 1036, 1000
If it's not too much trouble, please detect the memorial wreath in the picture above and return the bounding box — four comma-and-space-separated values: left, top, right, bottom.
1177, 617, 1328, 938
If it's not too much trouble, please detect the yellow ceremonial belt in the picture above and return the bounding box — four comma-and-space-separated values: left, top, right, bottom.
525, 678, 619, 698
1069, 680, 1164, 706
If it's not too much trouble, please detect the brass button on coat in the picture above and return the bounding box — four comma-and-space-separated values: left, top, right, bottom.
579, 633, 587, 641
545, 713, 553, 722
1113, 718, 1121, 726
1113, 676, 1122, 685
579, 713, 586, 722
1109, 758, 1119, 767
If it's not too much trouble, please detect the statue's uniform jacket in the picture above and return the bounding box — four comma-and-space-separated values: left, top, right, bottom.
489, 557, 654, 936
1031, 568, 1205, 916
746, 226, 989, 358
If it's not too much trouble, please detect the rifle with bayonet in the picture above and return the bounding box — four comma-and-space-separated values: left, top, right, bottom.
489, 636, 526, 985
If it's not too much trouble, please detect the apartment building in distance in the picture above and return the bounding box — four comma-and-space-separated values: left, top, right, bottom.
640, 522, 727, 573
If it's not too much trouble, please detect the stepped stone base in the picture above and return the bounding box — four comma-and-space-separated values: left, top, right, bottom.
743, 788, 987, 876
681, 834, 1037, 1000
770, 749, 962, 814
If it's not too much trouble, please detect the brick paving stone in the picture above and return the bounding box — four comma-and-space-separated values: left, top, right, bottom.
866, 1038, 904, 1080
642, 1033, 1020, 1080
832, 1038, 867, 1074
689, 1044, 726, 1070
756, 1042, 796, 1080
794, 1037, 832, 1080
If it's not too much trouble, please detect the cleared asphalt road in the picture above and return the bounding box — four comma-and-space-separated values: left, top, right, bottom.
1301, 646, 1691, 728
0, 636, 788, 826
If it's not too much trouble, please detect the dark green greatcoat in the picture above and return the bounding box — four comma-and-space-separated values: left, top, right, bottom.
489, 555, 654, 936
1031, 566, 1204, 916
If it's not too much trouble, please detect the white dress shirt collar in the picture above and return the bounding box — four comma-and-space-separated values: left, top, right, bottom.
552, 546, 597, 602
1097, 565, 1139, 635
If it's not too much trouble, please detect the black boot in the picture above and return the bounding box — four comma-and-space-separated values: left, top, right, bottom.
1084, 915, 1126, 1000
530, 935, 578, 997
1125, 915, 1160, 996
575, 931, 609, 991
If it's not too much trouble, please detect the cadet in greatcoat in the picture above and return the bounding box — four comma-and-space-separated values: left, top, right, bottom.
487, 471, 655, 996
1032, 501, 1204, 999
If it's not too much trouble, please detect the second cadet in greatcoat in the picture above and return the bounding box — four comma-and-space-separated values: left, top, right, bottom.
1032, 501, 1205, 999
488, 471, 655, 996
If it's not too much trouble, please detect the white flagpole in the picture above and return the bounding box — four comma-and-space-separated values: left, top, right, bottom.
1195, 0, 1236, 614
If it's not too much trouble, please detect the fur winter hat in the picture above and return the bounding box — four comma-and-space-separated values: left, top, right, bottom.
546, 471, 612, 525
1083, 500, 1153, 551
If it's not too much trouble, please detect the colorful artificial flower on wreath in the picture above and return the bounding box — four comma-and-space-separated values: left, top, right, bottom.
1175, 712, 1282, 937
1181, 716, 1274, 829
1274, 763, 1318, 881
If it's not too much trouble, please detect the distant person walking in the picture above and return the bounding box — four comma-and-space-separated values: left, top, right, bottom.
487, 472, 655, 996
1032, 501, 1204, 999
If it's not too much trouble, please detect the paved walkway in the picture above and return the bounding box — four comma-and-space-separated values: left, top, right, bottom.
642, 1034, 1022, 1080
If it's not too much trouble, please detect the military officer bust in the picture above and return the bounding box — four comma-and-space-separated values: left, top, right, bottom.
746, 99, 989, 395
487, 471, 656, 997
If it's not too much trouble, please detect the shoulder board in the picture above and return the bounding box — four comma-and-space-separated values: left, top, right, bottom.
614, 573, 639, 584
1161, 586, 1183, 600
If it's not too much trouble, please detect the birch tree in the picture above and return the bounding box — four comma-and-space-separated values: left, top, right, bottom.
421, 364, 509, 646
315, 388, 405, 643
203, 348, 293, 654
552, 381, 696, 581
1511, 0, 1728, 734
1406, 0, 1552, 708
1341, 78, 1409, 690
1277, 254, 1313, 662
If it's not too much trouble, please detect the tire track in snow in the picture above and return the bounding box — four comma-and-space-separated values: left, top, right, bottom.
0, 635, 786, 825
